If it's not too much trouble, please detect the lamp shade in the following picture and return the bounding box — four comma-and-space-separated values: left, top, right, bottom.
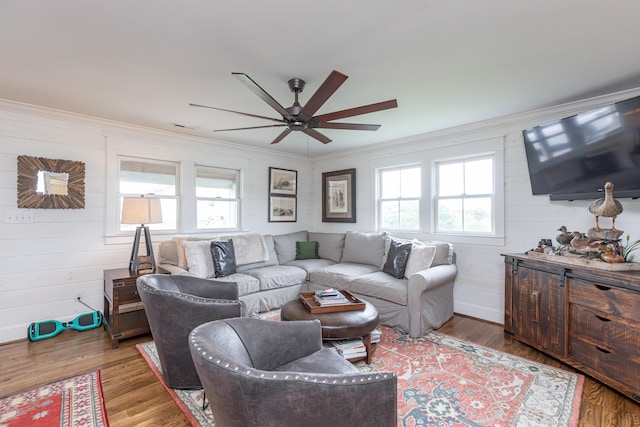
121, 196, 163, 225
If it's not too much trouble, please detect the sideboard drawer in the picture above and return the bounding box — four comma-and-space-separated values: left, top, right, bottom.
569, 278, 640, 323
569, 305, 640, 360
569, 336, 640, 393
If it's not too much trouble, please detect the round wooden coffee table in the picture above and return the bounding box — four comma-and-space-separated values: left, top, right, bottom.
280, 296, 379, 363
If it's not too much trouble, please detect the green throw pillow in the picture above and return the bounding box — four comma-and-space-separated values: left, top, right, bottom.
296, 241, 319, 260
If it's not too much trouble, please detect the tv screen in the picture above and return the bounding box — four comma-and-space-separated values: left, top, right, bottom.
522, 95, 640, 200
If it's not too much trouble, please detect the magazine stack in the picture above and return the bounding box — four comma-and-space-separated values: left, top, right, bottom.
312, 289, 349, 306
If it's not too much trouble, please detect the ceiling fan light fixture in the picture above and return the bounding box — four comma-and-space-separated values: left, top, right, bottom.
190, 70, 397, 145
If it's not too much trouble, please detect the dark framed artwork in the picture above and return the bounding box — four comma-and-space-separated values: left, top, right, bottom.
269, 167, 297, 196
269, 196, 297, 222
17, 155, 85, 209
322, 168, 356, 223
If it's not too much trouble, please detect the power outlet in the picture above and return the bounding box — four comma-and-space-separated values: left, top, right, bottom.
73, 290, 83, 302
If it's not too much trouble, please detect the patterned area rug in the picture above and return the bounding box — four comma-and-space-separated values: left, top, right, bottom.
0, 370, 109, 427
137, 323, 583, 427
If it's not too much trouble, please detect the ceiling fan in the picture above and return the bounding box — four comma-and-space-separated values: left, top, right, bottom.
190, 70, 398, 145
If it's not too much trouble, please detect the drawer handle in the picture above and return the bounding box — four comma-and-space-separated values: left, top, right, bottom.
596, 346, 612, 354
595, 315, 611, 322
594, 284, 611, 291
131, 290, 139, 296
531, 291, 540, 324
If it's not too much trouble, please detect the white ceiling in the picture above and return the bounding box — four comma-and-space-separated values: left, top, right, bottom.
2, 1, 640, 157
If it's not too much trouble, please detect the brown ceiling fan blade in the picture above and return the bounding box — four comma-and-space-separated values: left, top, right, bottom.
299, 70, 348, 119
213, 124, 287, 132
316, 122, 381, 131
315, 99, 398, 122
233, 72, 291, 118
271, 128, 292, 144
304, 128, 332, 144
190, 103, 285, 123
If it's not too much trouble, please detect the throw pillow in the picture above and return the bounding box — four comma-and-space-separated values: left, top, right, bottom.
210, 240, 237, 278
382, 239, 412, 279
404, 241, 436, 279
296, 241, 320, 260
183, 239, 218, 278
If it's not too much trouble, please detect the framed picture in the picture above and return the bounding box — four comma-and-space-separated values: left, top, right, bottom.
269, 196, 297, 222
322, 168, 356, 223
269, 167, 297, 196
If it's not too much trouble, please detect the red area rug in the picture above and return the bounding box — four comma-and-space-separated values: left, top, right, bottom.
0, 370, 109, 427
137, 323, 583, 427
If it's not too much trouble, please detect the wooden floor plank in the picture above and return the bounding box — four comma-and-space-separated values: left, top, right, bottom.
0, 314, 638, 426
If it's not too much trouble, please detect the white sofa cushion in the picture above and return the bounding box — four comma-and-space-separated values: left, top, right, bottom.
345, 272, 408, 306
308, 232, 345, 263
207, 273, 260, 296
273, 231, 308, 264
340, 231, 387, 267
235, 235, 278, 272
244, 265, 307, 291
309, 262, 380, 289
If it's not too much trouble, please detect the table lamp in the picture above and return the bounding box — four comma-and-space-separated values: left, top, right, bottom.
121, 195, 163, 274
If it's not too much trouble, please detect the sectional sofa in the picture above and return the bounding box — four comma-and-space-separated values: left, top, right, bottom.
157, 230, 457, 338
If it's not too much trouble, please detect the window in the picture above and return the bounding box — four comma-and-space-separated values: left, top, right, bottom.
435, 156, 494, 234
118, 157, 179, 232
378, 166, 421, 230
195, 165, 240, 230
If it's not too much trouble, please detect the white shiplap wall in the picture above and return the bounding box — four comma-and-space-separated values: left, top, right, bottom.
0, 101, 312, 343
3, 86, 640, 343
311, 87, 640, 324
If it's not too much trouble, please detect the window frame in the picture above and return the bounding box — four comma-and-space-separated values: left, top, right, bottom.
117, 156, 180, 233
194, 164, 241, 231
376, 164, 422, 232
106, 136, 247, 243
433, 154, 495, 235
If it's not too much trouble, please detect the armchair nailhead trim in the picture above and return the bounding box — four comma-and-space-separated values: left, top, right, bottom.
189, 335, 397, 381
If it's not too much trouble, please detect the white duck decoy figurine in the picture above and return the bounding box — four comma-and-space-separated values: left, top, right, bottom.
588, 182, 623, 231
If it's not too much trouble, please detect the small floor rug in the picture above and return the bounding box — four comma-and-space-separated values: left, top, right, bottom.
137, 323, 583, 427
0, 370, 109, 427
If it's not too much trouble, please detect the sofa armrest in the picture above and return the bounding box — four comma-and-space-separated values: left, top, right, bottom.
406, 263, 458, 337
407, 263, 457, 294
158, 263, 189, 275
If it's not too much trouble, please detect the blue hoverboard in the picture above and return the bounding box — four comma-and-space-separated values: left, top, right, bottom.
28, 311, 103, 341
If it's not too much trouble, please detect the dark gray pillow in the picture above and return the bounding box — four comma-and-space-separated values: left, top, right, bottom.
210, 240, 237, 277
382, 239, 412, 279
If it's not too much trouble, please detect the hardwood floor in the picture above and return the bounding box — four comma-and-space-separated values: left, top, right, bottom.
1, 314, 638, 426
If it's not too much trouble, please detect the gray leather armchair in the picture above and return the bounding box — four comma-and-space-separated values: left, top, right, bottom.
189, 317, 397, 427
137, 274, 245, 389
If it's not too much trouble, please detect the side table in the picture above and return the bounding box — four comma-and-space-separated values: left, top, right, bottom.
103, 267, 166, 348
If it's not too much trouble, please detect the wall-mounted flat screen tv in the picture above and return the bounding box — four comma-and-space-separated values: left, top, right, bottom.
522, 94, 640, 200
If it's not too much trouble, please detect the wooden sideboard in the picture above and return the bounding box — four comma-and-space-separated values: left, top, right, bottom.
503, 253, 640, 402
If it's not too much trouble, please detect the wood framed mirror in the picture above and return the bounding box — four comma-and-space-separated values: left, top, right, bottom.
17, 155, 85, 209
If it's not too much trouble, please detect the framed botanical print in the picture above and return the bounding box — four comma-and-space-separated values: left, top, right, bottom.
269, 167, 297, 196
269, 195, 297, 222
322, 168, 356, 223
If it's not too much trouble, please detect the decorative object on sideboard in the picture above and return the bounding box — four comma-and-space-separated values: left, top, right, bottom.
121, 195, 163, 274
17, 155, 85, 209
588, 181, 623, 231
322, 168, 356, 223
